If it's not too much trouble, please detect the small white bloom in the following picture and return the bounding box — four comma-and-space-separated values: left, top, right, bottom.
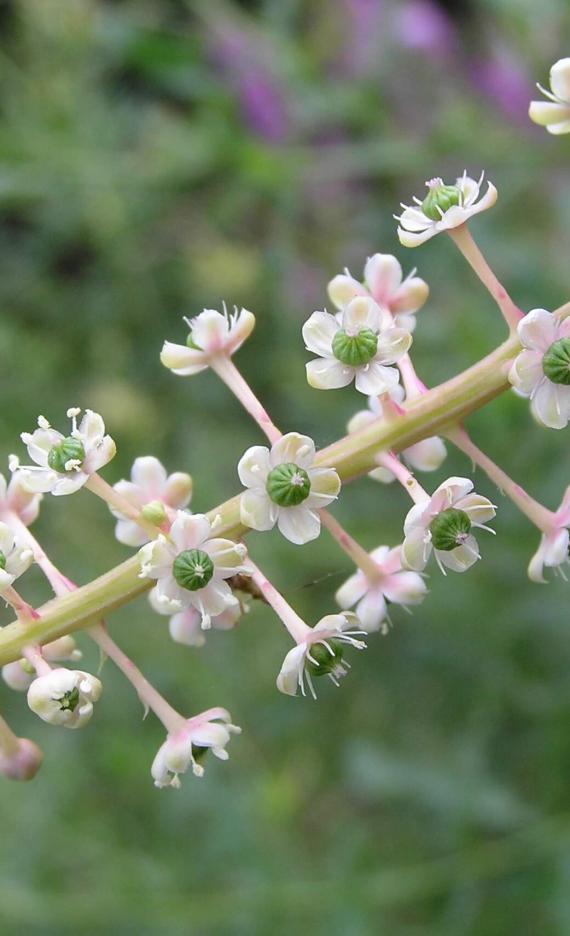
509, 308, 570, 430
148, 586, 241, 647
328, 253, 429, 332
348, 395, 447, 482
238, 432, 340, 545
402, 477, 496, 574
27, 668, 102, 729
2, 636, 82, 692
138, 511, 248, 627
528, 486, 570, 583
151, 707, 241, 788
111, 456, 193, 547
161, 306, 255, 376
303, 296, 411, 395
277, 613, 366, 699
0, 521, 33, 589
336, 546, 427, 633
396, 172, 498, 248
0, 469, 42, 526
529, 58, 570, 135
15, 409, 116, 496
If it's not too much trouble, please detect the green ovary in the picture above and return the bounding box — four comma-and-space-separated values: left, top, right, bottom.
542, 338, 570, 385
47, 437, 86, 473
429, 508, 471, 551
306, 639, 344, 677
172, 549, 215, 591
421, 182, 461, 220
266, 463, 311, 507
332, 328, 378, 367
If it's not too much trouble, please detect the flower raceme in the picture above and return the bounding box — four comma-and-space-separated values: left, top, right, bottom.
238, 432, 341, 544
509, 308, 570, 430
402, 477, 497, 574
276, 614, 367, 699
151, 708, 241, 788
327, 253, 429, 332
303, 296, 412, 395
529, 58, 570, 135
110, 456, 193, 547
396, 172, 498, 248
161, 306, 255, 376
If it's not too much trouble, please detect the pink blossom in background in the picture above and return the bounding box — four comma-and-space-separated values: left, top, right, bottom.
394, 0, 456, 56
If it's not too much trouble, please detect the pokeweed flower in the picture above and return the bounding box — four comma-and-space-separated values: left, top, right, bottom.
110, 456, 193, 547
328, 253, 429, 332
27, 668, 103, 729
335, 546, 427, 633
138, 511, 248, 627
160, 306, 255, 376
0, 521, 33, 589
151, 707, 241, 788
238, 432, 341, 545
15, 409, 116, 496
348, 396, 447, 482
529, 58, 570, 135
396, 172, 498, 248
402, 477, 496, 573
0, 470, 42, 526
528, 486, 570, 583
148, 587, 241, 647
277, 613, 366, 699
509, 308, 570, 430
2, 636, 82, 692
303, 296, 411, 395
0, 737, 43, 781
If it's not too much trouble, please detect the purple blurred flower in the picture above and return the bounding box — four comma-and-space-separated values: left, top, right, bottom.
469, 52, 534, 123
394, 0, 455, 56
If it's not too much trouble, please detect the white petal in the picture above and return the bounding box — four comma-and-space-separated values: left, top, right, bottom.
5, 546, 34, 580
190, 309, 230, 354
363, 254, 402, 303
545, 119, 570, 135
305, 467, 341, 508
82, 435, 116, 474
517, 308, 557, 352
550, 58, 570, 103
160, 340, 208, 376
544, 528, 569, 567
240, 489, 277, 531
374, 327, 412, 364
14, 468, 59, 494
383, 570, 427, 605
437, 534, 480, 572
276, 505, 320, 544
342, 296, 381, 334
508, 349, 544, 396
401, 527, 431, 571
276, 644, 307, 696
403, 436, 447, 472
22, 428, 62, 467
115, 519, 148, 547
327, 274, 367, 310
139, 537, 175, 579
170, 512, 210, 550
195, 579, 235, 617
355, 589, 386, 633
431, 477, 474, 511
270, 433, 315, 470
302, 310, 339, 356
306, 358, 354, 390
397, 206, 432, 233
77, 410, 105, 446
51, 472, 90, 496
529, 100, 570, 128
226, 308, 255, 353
131, 456, 167, 494
531, 380, 570, 430
0, 522, 15, 555
391, 276, 429, 315
237, 445, 271, 488
397, 226, 437, 248
354, 362, 401, 396
205, 538, 247, 574
455, 493, 496, 525
335, 571, 368, 609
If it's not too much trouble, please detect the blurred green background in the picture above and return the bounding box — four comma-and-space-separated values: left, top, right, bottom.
1, 0, 570, 932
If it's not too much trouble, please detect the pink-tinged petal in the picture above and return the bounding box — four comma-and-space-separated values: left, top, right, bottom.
342, 296, 382, 334
544, 528, 569, 567
403, 500, 430, 536
528, 536, 548, 583
313, 613, 355, 636
7, 477, 42, 526
170, 512, 211, 550
550, 58, 570, 103
190, 309, 230, 354
130, 456, 167, 495
354, 362, 400, 396
546, 119, 570, 135
401, 527, 431, 571
370, 544, 390, 564
432, 477, 474, 510
517, 308, 557, 352
277, 505, 320, 544
83, 435, 116, 474
302, 310, 339, 356
212, 606, 240, 631
22, 428, 63, 467
52, 472, 90, 496
240, 489, 277, 531
363, 254, 402, 303
437, 534, 480, 572
160, 341, 208, 376
374, 327, 412, 365
403, 437, 447, 473
306, 358, 354, 390
531, 380, 570, 430
195, 579, 235, 617
335, 570, 368, 609
169, 609, 205, 647
305, 467, 341, 508
508, 349, 544, 396
327, 274, 367, 310
226, 309, 255, 354
355, 589, 386, 633
455, 493, 496, 525
111, 480, 143, 513
398, 206, 432, 233
238, 445, 271, 488
77, 410, 105, 446
139, 537, 175, 579
347, 409, 376, 434
391, 276, 429, 315
383, 570, 427, 605
529, 100, 570, 127
115, 518, 148, 548
162, 472, 192, 508
270, 433, 315, 470
276, 644, 307, 696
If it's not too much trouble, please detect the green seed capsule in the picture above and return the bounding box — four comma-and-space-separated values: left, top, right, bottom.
331, 328, 378, 367
421, 181, 461, 221
266, 463, 311, 507
306, 639, 344, 677
172, 548, 214, 591
47, 437, 86, 473
542, 338, 570, 386
429, 508, 471, 551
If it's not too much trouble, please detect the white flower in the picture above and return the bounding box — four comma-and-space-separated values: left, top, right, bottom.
151, 707, 241, 788
0, 521, 33, 589
0, 469, 42, 526
161, 306, 255, 376
528, 486, 570, 583
238, 432, 341, 545
396, 172, 498, 248
529, 58, 570, 135
15, 409, 116, 496
110, 456, 193, 547
27, 668, 102, 729
148, 586, 241, 647
138, 511, 248, 627
348, 396, 447, 482
303, 296, 411, 395
509, 308, 570, 430
2, 636, 82, 692
402, 477, 496, 574
335, 546, 427, 633
277, 613, 366, 699
328, 253, 429, 332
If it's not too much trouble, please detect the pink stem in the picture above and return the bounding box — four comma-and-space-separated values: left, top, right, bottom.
318, 510, 383, 583
210, 355, 282, 444
398, 353, 428, 398
376, 452, 429, 504
248, 559, 310, 644
85, 474, 162, 541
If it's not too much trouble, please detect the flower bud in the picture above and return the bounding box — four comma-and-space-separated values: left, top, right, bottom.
2, 661, 33, 691
331, 328, 378, 366
140, 500, 168, 526
266, 463, 311, 507
27, 668, 102, 729
0, 738, 43, 781
421, 178, 461, 220
164, 472, 193, 506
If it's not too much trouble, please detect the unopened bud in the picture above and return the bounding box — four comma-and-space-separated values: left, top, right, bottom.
0, 738, 43, 781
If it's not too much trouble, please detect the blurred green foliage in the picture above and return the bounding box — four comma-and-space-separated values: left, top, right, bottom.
1, 0, 570, 932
